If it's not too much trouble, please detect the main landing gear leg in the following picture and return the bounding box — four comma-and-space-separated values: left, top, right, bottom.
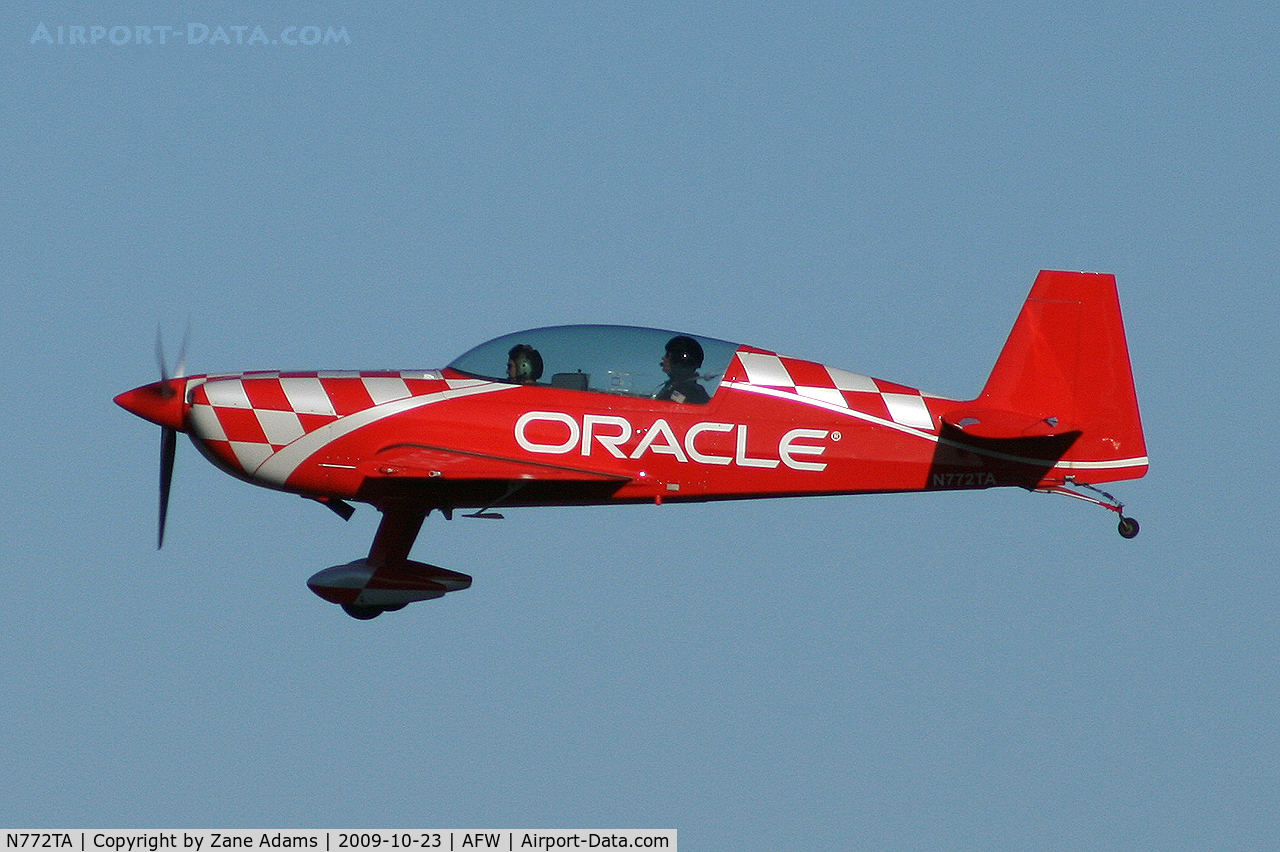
345, 505, 429, 620
1041, 479, 1140, 539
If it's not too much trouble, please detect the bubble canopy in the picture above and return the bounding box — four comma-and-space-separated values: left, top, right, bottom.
447, 325, 741, 402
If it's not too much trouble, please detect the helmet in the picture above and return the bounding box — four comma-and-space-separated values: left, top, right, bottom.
664, 335, 704, 370
507, 344, 543, 382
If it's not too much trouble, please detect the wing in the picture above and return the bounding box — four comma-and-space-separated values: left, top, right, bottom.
357, 443, 631, 483
352, 443, 632, 510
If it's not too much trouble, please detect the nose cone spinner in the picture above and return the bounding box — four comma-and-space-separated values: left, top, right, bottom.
114, 379, 189, 432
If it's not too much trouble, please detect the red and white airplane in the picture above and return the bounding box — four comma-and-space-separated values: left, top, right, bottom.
116, 270, 1147, 619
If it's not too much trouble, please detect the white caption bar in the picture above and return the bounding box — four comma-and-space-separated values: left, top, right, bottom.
2, 832, 676, 852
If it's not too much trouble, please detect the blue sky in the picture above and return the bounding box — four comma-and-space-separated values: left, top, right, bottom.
3, 2, 1277, 848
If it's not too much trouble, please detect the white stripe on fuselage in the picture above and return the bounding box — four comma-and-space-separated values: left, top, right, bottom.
250, 379, 515, 486
725, 381, 1147, 473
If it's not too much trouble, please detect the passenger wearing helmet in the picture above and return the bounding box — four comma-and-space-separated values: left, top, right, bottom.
655, 335, 711, 404
506, 344, 544, 384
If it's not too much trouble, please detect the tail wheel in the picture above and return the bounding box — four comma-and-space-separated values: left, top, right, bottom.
1118, 516, 1140, 539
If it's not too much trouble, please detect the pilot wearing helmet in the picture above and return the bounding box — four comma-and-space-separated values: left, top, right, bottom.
506, 344, 544, 384
655, 335, 710, 404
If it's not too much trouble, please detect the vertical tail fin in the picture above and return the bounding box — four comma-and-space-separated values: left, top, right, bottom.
975, 270, 1148, 483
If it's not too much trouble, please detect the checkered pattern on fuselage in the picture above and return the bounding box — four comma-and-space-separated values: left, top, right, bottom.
187, 371, 451, 475
724, 350, 943, 431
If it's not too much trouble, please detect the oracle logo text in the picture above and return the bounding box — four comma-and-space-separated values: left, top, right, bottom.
514, 411, 830, 471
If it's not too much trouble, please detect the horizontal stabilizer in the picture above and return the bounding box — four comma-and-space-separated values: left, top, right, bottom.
940, 406, 1075, 440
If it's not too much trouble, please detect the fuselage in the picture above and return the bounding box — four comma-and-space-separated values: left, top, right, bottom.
116, 339, 1141, 515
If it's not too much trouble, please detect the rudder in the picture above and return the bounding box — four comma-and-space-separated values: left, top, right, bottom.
973, 270, 1148, 483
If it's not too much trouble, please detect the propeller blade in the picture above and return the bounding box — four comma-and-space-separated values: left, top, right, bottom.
155, 327, 171, 390
154, 325, 190, 397
159, 426, 176, 548
150, 324, 192, 546
174, 323, 190, 380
